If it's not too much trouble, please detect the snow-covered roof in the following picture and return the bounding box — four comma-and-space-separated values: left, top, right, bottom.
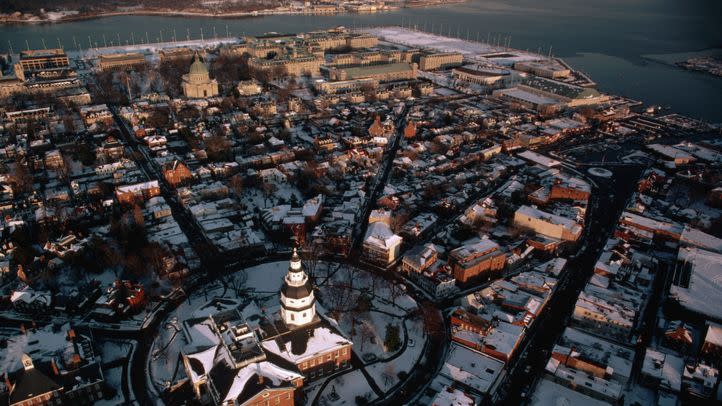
364, 221, 403, 249
440, 343, 504, 395
223, 361, 302, 403
680, 225, 722, 254
670, 248, 722, 321
641, 348, 683, 393
705, 322, 722, 347
530, 378, 611, 406
261, 325, 351, 364
430, 386, 475, 406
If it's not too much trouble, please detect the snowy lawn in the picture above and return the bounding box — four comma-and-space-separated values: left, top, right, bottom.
317, 370, 375, 406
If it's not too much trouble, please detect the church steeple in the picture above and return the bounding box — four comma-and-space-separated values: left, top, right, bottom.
280, 248, 316, 328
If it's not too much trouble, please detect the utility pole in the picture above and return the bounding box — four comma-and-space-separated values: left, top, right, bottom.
131, 32, 135, 45
41, 38, 46, 49
7, 40, 13, 55
103, 34, 107, 48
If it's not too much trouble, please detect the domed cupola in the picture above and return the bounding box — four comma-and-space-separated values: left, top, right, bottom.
280, 248, 316, 327
187, 53, 209, 82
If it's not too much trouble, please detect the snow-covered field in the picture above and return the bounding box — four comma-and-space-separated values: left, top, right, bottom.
317, 370, 375, 405
362, 26, 542, 66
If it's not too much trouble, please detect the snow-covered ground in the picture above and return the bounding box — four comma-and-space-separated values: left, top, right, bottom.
362, 26, 542, 66
317, 369, 375, 405
96, 365, 126, 406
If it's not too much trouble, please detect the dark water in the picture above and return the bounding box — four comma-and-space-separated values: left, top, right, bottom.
2, 0, 722, 122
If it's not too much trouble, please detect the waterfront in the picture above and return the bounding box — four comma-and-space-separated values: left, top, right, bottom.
1, 0, 721, 121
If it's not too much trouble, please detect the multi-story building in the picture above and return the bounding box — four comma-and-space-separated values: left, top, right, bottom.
514, 205, 582, 242
363, 221, 403, 268
163, 160, 193, 188
19, 49, 70, 72
315, 77, 379, 94
4, 325, 105, 406
449, 239, 506, 283
701, 322, 722, 363
115, 180, 161, 204
248, 51, 323, 77
418, 52, 463, 71
98, 52, 146, 71
79, 104, 114, 127
514, 60, 571, 79
401, 243, 438, 274
452, 66, 509, 87
326, 62, 418, 82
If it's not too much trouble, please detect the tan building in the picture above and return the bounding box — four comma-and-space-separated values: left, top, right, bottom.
418, 52, 463, 71
327, 62, 417, 82
0, 65, 25, 99
19, 48, 69, 72
494, 77, 609, 111
452, 66, 508, 86
303, 31, 378, 51
326, 50, 402, 68
159, 47, 195, 62
251, 100, 277, 117
98, 53, 146, 71
182, 54, 219, 98
315, 77, 379, 94
249, 52, 323, 77
514, 60, 571, 79
219, 43, 249, 58
513, 205, 582, 241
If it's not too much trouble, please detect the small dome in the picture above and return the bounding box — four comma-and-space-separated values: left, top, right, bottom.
188, 53, 208, 76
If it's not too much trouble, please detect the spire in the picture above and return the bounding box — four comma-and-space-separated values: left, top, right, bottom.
289, 247, 302, 272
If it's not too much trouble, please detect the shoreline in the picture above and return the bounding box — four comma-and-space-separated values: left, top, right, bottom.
0, 2, 462, 26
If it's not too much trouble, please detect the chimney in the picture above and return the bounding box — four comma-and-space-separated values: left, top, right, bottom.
257, 364, 264, 385
4, 373, 12, 391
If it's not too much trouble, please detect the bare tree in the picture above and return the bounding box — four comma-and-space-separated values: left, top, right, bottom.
359, 322, 375, 352
228, 174, 244, 196
382, 363, 395, 387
